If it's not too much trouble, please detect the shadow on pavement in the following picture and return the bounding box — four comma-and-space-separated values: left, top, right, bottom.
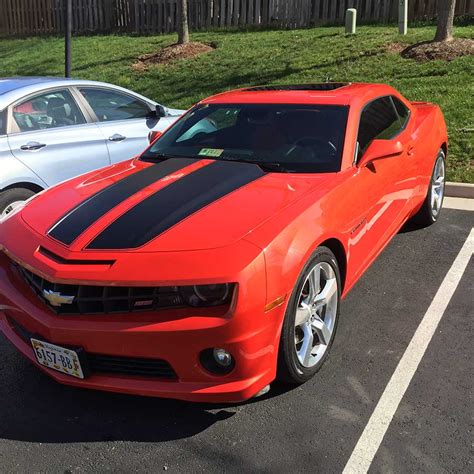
0, 341, 294, 443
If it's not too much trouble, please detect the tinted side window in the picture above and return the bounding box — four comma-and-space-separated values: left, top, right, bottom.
79, 88, 151, 122
357, 97, 401, 156
12, 89, 85, 132
392, 96, 410, 128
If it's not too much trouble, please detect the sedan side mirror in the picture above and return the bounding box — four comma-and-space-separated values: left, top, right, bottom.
357, 139, 404, 168
147, 105, 167, 120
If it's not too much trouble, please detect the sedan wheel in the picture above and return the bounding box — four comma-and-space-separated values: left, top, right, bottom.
1, 201, 24, 219
278, 246, 341, 384
0, 188, 36, 220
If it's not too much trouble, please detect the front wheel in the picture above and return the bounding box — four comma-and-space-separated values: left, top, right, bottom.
0, 188, 36, 219
277, 247, 341, 384
411, 150, 446, 227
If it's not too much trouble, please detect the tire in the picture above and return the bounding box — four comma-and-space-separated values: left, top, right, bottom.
277, 246, 341, 384
410, 149, 446, 228
0, 188, 36, 219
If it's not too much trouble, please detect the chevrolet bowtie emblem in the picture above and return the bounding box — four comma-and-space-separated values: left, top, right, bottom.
42, 290, 75, 307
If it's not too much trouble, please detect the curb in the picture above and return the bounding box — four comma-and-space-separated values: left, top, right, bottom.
445, 182, 474, 199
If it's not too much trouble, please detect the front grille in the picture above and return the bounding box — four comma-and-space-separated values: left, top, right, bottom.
88, 354, 177, 379
16, 265, 185, 315
7, 317, 177, 380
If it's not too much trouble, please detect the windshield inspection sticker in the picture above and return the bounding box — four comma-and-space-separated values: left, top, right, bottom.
198, 148, 224, 157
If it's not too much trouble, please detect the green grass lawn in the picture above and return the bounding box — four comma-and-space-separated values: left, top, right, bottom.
1, 25, 472, 182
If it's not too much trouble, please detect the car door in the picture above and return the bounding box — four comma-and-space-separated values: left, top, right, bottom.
347, 96, 414, 280
7, 88, 110, 186
76, 87, 158, 163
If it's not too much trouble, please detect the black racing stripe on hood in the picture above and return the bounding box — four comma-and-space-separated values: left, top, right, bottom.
48, 158, 199, 246
87, 160, 265, 250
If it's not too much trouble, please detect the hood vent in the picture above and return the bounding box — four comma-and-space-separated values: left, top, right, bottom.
38, 247, 115, 266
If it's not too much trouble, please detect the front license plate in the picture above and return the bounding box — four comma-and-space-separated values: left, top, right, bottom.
31, 338, 85, 379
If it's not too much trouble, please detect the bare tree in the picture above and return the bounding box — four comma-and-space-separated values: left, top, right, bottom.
435, 0, 456, 42
177, 0, 189, 45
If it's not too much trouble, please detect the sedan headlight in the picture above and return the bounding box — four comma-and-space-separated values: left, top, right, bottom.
179, 284, 233, 307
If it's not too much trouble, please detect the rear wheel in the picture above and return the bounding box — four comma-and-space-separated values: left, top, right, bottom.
411, 150, 446, 227
0, 188, 36, 219
277, 247, 341, 384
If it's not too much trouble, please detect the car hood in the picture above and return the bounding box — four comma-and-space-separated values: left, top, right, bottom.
21, 158, 332, 253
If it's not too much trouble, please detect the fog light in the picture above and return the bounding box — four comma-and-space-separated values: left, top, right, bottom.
213, 348, 232, 367
200, 348, 235, 375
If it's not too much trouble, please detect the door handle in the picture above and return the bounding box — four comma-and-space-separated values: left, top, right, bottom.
108, 133, 126, 142
407, 145, 415, 156
20, 141, 47, 151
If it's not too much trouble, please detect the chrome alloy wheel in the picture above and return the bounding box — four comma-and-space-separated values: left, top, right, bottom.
1, 201, 24, 219
431, 156, 445, 218
294, 262, 338, 368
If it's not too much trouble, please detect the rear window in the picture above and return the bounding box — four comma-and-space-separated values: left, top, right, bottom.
392, 96, 410, 128
142, 103, 349, 173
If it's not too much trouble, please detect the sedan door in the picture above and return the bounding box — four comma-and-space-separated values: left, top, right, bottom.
7, 88, 110, 186
75, 87, 162, 163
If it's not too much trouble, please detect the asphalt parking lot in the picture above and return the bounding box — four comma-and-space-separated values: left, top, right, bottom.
0, 203, 472, 473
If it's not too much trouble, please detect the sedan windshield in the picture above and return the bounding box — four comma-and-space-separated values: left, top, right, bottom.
141, 103, 348, 173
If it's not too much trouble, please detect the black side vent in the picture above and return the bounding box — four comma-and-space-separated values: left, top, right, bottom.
244, 83, 350, 92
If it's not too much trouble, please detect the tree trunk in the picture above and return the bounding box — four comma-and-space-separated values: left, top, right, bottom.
434, 0, 456, 42
177, 0, 189, 45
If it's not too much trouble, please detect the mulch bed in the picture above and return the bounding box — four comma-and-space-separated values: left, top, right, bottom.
400, 38, 474, 62
132, 41, 216, 71
385, 42, 406, 54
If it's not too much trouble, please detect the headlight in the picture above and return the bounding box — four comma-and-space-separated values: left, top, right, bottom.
179, 284, 233, 307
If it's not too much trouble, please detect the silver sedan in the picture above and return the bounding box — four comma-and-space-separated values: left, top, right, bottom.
0, 77, 185, 217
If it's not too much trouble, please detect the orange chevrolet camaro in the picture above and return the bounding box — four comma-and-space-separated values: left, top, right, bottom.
0, 83, 447, 402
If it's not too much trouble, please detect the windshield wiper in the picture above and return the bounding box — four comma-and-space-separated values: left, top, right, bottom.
141, 152, 192, 162
217, 157, 290, 173
256, 162, 291, 173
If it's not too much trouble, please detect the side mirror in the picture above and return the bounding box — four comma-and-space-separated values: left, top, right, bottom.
147, 105, 167, 120
357, 139, 403, 168
156, 104, 167, 117
148, 130, 163, 144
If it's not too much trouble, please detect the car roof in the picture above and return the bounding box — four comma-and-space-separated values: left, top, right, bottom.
0, 77, 156, 109
201, 83, 397, 106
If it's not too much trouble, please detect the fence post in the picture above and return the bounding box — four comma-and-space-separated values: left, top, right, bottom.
399, 0, 408, 35
65, 0, 72, 77
345, 8, 356, 34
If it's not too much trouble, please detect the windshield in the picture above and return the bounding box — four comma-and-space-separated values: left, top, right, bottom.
141, 103, 349, 173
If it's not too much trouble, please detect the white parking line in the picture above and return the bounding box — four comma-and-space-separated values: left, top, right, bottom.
443, 197, 474, 211
343, 228, 474, 474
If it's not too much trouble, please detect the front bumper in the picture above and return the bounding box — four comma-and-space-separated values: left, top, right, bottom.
0, 251, 283, 403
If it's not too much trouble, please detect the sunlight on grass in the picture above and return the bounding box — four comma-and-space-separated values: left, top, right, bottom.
1, 25, 472, 181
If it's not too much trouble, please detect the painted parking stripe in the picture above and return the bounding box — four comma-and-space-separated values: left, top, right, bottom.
343, 227, 474, 474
